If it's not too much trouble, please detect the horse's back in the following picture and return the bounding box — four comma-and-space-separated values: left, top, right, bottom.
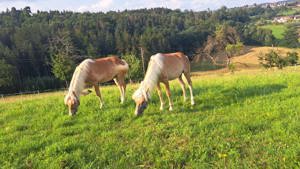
151, 52, 190, 80
87, 56, 128, 83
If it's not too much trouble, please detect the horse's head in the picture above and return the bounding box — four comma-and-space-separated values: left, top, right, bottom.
132, 87, 149, 116
64, 91, 80, 116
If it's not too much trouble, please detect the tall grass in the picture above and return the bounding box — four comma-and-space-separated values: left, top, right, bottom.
1, 68, 300, 168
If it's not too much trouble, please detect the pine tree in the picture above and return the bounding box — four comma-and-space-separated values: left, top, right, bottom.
282, 24, 300, 48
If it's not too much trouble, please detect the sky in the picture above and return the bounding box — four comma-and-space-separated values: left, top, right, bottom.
0, 0, 277, 13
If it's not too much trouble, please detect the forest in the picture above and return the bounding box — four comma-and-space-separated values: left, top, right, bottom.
0, 5, 298, 94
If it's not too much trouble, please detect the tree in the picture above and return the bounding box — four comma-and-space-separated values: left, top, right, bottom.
122, 54, 143, 81
49, 31, 76, 86
286, 52, 298, 66
203, 24, 241, 67
225, 41, 244, 66
0, 59, 16, 88
282, 24, 300, 48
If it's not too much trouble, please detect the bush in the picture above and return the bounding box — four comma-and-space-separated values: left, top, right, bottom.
122, 54, 143, 81
259, 50, 299, 69
259, 50, 286, 69
286, 52, 298, 66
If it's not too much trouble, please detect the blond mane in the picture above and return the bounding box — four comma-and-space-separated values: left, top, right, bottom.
66, 59, 94, 100
133, 54, 164, 100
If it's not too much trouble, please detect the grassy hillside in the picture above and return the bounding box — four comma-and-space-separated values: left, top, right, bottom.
1, 68, 300, 168
277, 7, 300, 16
261, 24, 287, 39
231, 46, 300, 69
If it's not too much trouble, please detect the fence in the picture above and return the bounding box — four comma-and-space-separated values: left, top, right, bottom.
0, 88, 68, 99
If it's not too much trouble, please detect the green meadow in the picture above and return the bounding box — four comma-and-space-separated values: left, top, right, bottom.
261, 24, 287, 39
1, 68, 300, 168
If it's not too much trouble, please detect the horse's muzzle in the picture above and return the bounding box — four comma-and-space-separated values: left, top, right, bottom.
135, 101, 148, 116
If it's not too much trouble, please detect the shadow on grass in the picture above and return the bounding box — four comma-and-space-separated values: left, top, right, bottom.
198, 84, 287, 111
168, 83, 287, 113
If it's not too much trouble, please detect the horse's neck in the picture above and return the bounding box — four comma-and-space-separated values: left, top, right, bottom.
141, 59, 161, 94
68, 67, 86, 99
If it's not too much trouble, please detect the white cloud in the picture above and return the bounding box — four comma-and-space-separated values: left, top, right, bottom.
0, 1, 39, 12
0, 0, 277, 13
78, 0, 114, 12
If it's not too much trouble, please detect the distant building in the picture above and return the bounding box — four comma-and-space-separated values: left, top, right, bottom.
273, 15, 300, 23
273, 16, 293, 23
294, 15, 300, 20
259, 1, 288, 8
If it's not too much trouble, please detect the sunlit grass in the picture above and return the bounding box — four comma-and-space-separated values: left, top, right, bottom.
1, 68, 300, 168
261, 24, 287, 39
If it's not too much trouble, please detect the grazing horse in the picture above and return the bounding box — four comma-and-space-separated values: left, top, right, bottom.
64, 56, 129, 116
132, 52, 194, 116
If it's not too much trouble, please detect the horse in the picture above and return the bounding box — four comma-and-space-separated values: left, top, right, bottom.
132, 52, 194, 116
64, 56, 129, 116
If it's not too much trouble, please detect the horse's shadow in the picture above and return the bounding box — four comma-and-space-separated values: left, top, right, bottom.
170, 83, 287, 113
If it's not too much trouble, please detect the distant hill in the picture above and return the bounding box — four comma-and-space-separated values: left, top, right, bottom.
232, 46, 300, 69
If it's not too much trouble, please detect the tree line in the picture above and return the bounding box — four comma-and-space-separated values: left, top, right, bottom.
0, 6, 298, 94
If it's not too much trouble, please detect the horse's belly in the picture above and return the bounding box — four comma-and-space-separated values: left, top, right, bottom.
166, 68, 183, 80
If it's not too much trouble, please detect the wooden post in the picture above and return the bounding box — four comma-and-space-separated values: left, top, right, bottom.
140, 47, 146, 75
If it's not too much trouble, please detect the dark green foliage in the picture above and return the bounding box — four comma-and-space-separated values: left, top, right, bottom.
281, 24, 300, 48
286, 52, 299, 66
122, 54, 143, 81
0, 6, 288, 93
259, 50, 286, 69
241, 24, 276, 46
49, 31, 76, 86
0, 59, 16, 87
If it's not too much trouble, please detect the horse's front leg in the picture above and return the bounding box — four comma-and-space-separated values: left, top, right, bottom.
94, 84, 104, 109
163, 81, 173, 111
157, 83, 164, 111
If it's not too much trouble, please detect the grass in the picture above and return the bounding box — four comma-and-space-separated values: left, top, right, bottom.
261, 24, 287, 39
277, 7, 300, 16
1, 68, 300, 168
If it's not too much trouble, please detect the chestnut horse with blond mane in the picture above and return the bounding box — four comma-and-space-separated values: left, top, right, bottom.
64, 56, 128, 116
132, 52, 194, 115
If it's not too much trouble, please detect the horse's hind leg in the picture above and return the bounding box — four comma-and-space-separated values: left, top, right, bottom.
183, 72, 195, 106
94, 84, 104, 109
178, 75, 187, 102
114, 76, 126, 104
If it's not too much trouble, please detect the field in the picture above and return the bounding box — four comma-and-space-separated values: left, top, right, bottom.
260, 24, 287, 39
277, 7, 300, 16
231, 46, 300, 69
1, 67, 300, 168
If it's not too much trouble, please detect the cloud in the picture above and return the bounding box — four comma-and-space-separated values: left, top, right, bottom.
78, 0, 114, 12
0, 0, 277, 13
